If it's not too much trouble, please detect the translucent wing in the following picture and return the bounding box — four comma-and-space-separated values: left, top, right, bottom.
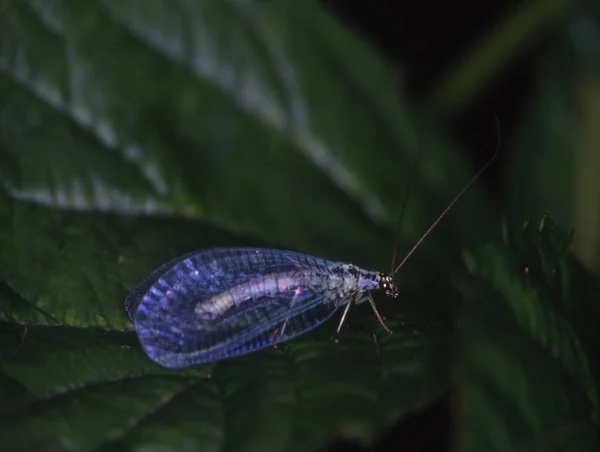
126, 247, 352, 368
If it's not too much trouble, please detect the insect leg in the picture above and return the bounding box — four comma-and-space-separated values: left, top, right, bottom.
335, 303, 352, 334
272, 287, 301, 341
334, 289, 367, 342
272, 317, 290, 340
372, 332, 381, 356
367, 292, 393, 334
332, 302, 352, 344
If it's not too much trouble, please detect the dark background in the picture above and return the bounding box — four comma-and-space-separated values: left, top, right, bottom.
325, 0, 544, 205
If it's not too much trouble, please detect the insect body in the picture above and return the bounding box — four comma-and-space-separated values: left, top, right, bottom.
125, 247, 396, 368
127, 127, 498, 368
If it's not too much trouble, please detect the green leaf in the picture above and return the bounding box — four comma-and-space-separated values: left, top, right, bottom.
0, 306, 453, 451
505, 214, 573, 304
0, 188, 252, 328
459, 296, 599, 452
459, 217, 600, 451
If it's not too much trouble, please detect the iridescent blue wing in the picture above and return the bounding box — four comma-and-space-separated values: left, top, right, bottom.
126, 248, 349, 368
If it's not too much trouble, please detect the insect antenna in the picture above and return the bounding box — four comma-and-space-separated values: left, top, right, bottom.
390, 136, 424, 274
392, 118, 501, 277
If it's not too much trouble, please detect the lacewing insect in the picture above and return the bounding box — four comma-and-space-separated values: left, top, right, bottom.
126, 145, 498, 369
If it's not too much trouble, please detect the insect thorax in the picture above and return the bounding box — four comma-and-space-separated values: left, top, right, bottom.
354, 267, 398, 299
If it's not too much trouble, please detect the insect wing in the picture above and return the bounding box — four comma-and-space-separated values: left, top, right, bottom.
208, 285, 339, 363
128, 248, 343, 368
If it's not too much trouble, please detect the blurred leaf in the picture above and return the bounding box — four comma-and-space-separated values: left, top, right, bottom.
563, 1, 600, 76
572, 73, 600, 272
427, 0, 569, 117
506, 3, 600, 273
0, 0, 493, 268
506, 70, 578, 230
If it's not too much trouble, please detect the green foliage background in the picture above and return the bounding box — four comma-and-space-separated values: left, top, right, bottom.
0, 1, 599, 451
